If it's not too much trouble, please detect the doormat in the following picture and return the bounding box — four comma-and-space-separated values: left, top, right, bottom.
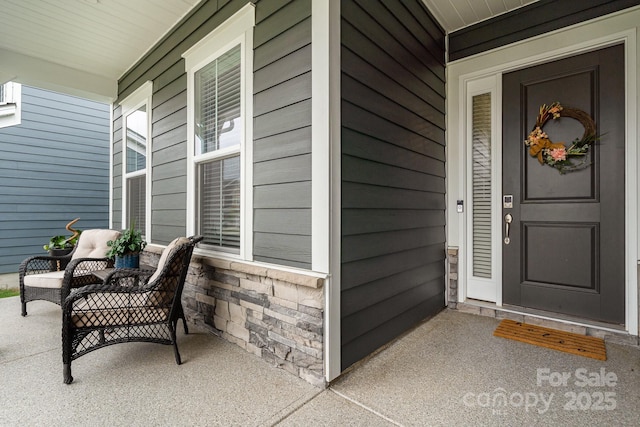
493, 319, 606, 361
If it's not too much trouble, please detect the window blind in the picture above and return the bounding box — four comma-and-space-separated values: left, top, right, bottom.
195, 44, 241, 155
200, 157, 241, 251
472, 93, 492, 278
127, 175, 146, 234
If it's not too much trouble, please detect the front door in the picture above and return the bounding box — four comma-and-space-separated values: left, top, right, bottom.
502, 44, 625, 324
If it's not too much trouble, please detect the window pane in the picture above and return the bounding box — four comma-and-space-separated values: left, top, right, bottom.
127, 175, 146, 235
195, 44, 241, 155
472, 93, 492, 279
199, 156, 240, 251
126, 105, 147, 173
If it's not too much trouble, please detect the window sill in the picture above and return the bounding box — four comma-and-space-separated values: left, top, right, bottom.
145, 243, 325, 289
0, 103, 17, 117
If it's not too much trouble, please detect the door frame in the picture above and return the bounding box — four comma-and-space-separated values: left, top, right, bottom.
447, 9, 639, 335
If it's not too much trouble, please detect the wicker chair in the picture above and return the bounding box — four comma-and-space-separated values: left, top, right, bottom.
62, 235, 202, 384
19, 229, 122, 316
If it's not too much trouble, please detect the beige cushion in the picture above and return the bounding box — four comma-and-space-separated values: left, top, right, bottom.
71, 293, 169, 327
23, 229, 120, 289
72, 229, 121, 260
148, 237, 190, 283
23, 271, 65, 289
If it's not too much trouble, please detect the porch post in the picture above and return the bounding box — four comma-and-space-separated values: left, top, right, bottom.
312, 0, 341, 382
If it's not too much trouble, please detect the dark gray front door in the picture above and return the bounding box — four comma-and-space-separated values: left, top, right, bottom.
502, 44, 625, 324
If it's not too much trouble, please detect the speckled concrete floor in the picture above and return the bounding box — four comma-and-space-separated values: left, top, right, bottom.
2, 297, 639, 426
328, 310, 640, 426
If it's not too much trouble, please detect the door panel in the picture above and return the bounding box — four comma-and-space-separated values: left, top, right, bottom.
502, 44, 625, 324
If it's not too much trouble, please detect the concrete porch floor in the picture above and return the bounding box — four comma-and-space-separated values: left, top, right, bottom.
1, 296, 639, 426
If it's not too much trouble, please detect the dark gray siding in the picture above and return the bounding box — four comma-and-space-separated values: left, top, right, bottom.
114, 0, 312, 268
253, 0, 312, 268
449, 0, 640, 61
340, 0, 446, 370
0, 86, 110, 274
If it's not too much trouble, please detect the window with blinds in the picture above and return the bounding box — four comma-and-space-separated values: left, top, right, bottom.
195, 44, 241, 155
472, 93, 492, 278
127, 175, 146, 234
124, 104, 148, 233
194, 43, 243, 252
126, 106, 147, 173
199, 157, 241, 251
0, 82, 16, 104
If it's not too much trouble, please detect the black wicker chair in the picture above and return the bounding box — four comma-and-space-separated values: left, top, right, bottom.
19, 229, 121, 316
62, 235, 202, 384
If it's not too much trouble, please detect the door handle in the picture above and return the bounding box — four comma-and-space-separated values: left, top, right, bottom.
504, 213, 513, 245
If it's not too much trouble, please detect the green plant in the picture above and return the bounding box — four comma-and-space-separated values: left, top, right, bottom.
106, 223, 147, 259
43, 218, 82, 251
43, 233, 80, 251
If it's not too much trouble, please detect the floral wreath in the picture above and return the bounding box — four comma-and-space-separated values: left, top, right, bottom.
524, 102, 597, 174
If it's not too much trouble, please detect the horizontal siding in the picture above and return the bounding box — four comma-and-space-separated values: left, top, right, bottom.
115, 0, 313, 263
341, 292, 444, 370
252, 0, 312, 268
253, 182, 311, 208
253, 232, 311, 266
449, 0, 640, 61
253, 17, 311, 70
340, 0, 446, 370
118, 0, 246, 101
151, 61, 187, 244
0, 86, 110, 273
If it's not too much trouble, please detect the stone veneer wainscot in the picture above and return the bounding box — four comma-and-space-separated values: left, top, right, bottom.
141, 246, 326, 387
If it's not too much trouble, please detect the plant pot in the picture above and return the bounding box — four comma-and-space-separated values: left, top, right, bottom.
49, 248, 73, 271
115, 253, 140, 269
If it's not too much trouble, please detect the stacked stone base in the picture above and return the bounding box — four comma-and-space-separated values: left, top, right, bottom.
142, 248, 326, 388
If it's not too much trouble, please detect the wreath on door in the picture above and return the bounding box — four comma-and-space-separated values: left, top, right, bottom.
524, 102, 597, 174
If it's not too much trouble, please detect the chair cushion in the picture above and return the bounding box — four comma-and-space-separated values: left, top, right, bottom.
147, 237, 190, 283
71, 293, 169, 327
23, 271, 65, 289
72, 229, 121, 260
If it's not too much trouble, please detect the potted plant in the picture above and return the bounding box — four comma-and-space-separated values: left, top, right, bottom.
106, 223, 147, 268
43, 218, 82, 270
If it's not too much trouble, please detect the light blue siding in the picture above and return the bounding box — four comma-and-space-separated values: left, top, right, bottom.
0, 86, 110, 274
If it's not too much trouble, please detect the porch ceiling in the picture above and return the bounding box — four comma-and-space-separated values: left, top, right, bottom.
0, 0, 539, 103
0, 0, 200, 102
421, 0, 539, 33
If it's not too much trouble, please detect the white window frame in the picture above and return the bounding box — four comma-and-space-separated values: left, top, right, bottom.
120, 81, 152, 238
464, 75, 501, 304
183, 3, 254, 260
0, 82, 21, 129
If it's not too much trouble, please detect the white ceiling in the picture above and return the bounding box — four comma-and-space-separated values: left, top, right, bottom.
421, 0, 538, 33
0, 0, 200, 102
0, 0, 537, 102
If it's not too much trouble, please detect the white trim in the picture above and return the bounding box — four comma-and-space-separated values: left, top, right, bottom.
0, 82, 21, 129
625, 28, 638, 336
120, 81, 153, 112
243, 33, 254, 262
313, 0, 341, 382
448, 8, 640, 336
184, 4, 255, 261
464, 76, 500, 303
109, 104, 114, 229
182, 3, 255, 66
312, 0, 331, 275
120, 80, 152, 239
